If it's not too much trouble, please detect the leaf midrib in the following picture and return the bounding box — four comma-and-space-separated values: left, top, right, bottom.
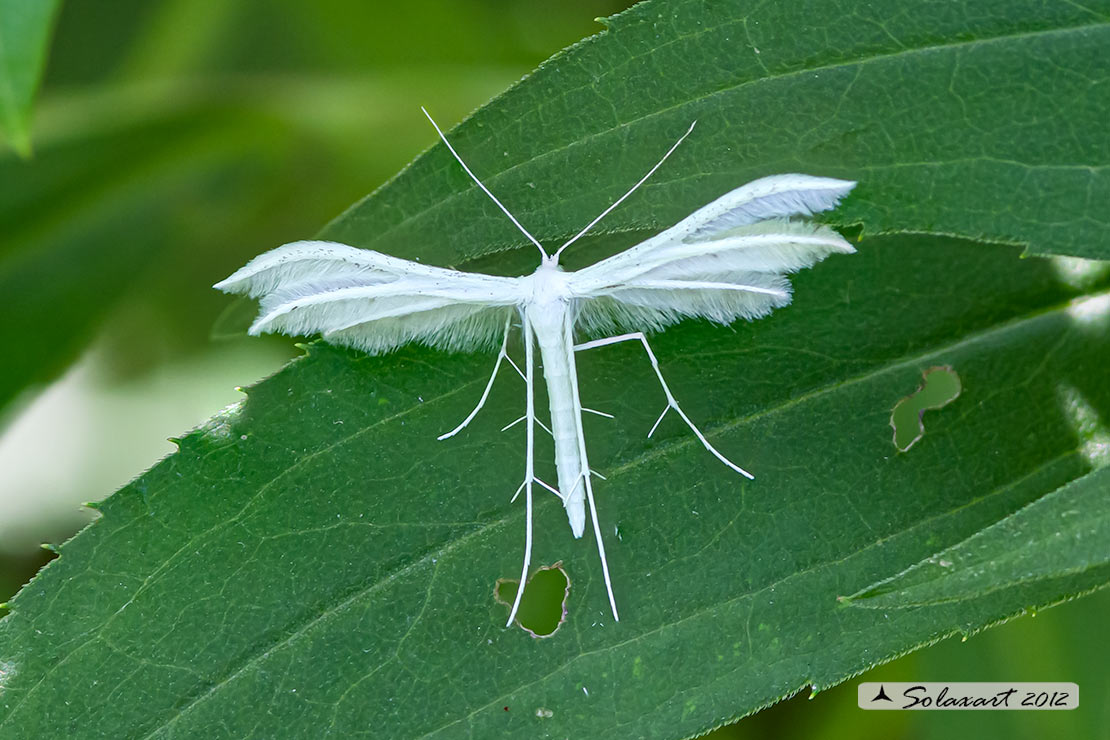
127, 284, 1110, 737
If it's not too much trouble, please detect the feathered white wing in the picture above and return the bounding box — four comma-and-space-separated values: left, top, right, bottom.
567, 174, 857, 335
214, 241, 525, 355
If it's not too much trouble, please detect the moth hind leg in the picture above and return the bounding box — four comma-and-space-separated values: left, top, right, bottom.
574, 332, 754, 480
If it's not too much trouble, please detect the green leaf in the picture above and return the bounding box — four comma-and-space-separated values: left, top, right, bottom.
323, 0, 1110, 262
1, 234, 1107, 738
845, 466, 1110, 608
0, 0, 61, 156
0, 105, 279, 413
3, 0, 1110, 738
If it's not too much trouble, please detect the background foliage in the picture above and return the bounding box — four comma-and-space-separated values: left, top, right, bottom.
1, 1, 1107, 738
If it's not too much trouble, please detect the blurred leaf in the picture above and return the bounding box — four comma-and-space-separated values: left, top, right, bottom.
0, 0, 60, 155
908, 586, 1110, 740
0, 104, 288, 413
2, 0, 1109, 738
42, 0, 627, 85
845, 467, 1110, 608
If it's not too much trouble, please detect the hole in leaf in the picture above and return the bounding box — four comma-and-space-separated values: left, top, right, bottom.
891, 366, 961, 452
495, 562, 569, 638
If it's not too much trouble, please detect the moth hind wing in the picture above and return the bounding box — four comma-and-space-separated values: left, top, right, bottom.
322, 304, 515, 356
575, 270, 792, 337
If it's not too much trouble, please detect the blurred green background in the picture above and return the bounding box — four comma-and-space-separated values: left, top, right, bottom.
1, 1, 1105, 737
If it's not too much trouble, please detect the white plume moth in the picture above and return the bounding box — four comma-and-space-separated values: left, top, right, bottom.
216, 109, 856, 626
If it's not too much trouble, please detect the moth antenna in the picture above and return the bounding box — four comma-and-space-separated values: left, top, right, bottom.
422, 106, 548, 260
553, 120, 697, 261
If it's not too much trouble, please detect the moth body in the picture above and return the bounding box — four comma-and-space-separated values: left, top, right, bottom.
524, 260, 589, 536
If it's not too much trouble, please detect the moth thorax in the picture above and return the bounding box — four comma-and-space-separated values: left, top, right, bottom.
529, 259, 572, 307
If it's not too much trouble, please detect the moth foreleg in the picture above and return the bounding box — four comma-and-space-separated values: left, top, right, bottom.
574, 332, 754, 480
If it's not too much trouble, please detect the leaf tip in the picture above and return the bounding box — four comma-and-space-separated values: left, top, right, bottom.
293, 341, 322, 360
39, 543, 59, 554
